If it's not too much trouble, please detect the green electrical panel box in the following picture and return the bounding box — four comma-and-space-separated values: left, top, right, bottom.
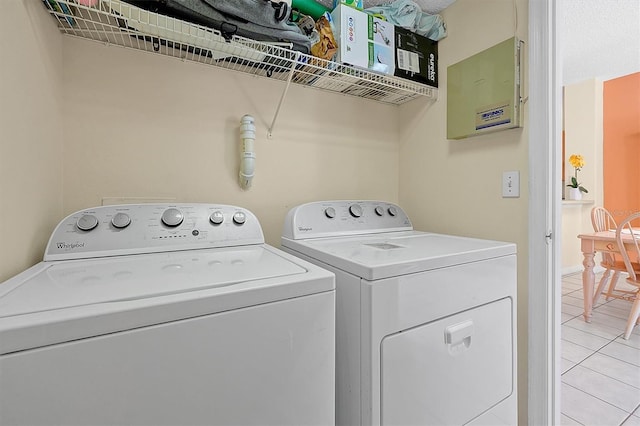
447, 37, 524, 140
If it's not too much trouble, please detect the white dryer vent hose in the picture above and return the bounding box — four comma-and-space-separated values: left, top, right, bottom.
239, 115, 255, 190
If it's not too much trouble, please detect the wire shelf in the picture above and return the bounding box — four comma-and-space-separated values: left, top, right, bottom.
42, 0, 437, 106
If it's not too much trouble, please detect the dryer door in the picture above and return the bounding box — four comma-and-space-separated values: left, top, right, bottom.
381, 297, 513, 425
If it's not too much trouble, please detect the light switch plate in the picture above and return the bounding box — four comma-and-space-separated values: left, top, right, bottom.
502, 171, 520, 198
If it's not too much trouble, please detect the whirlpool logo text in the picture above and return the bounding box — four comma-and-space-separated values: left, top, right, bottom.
56, 242, 85, 250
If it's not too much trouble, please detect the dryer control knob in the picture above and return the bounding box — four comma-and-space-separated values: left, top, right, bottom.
210, 211, 224, 225
111, 212, 131, 229
233, 211, 246, 225
77, 214, 99, 231
161, 208, 184, 227
349, 204, 363, 218
374, 206, 384, 216
324, 207, 336, 219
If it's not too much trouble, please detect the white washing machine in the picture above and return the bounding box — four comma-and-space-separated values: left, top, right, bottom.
281, 200, 517, 426
0, 203, 335, 426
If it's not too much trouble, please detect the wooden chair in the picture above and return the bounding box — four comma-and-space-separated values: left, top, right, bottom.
614, 212, 640, 339
590, 207, 626, 304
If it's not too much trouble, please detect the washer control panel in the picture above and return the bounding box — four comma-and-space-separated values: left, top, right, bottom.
45, 204, 264, 261
282, 201, 413, 240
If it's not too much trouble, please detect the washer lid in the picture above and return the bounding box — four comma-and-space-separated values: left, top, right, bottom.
0, 245, 308, 318
0, 244, 337, 355
282, 231, 516, 280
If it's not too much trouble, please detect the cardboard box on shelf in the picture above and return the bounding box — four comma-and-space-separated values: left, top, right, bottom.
330, 4, 395, 76
394, 26, 438, 87
330, 5, 439, 87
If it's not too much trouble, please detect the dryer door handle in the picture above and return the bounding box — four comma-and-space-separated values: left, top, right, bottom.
444, 320, 474, 349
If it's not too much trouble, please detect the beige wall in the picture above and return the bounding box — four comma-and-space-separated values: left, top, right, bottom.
562, 79, 603, 273
0, 0, 64, 282
398, 0, 529, 422
60, 38, 400, 247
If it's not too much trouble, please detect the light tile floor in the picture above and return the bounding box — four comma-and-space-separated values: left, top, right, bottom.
561, 272, 640, 425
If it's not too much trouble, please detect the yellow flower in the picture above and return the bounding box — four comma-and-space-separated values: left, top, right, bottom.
567, 154, 588, 193
569, 154, 585, 170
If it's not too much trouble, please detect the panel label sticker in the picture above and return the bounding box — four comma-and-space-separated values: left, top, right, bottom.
475, 101, 512, 130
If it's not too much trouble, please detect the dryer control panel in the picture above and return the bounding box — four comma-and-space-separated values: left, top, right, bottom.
282, 200, 413, 240
45, 204, 264, 261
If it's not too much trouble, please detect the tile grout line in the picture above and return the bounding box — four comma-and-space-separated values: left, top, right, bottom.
562, 382, 633, 421
566, 337, 640, 389
594, 340, 640, 369
561, 321, 625, 338
561, 360, 581, 376
561, 333, 617, 355
619, 409, 640, 426
562, 412, 585, 425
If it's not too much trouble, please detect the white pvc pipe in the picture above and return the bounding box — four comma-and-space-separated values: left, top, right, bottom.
239, 115, 256, 190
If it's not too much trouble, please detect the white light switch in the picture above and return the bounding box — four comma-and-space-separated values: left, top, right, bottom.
502, 171, 520, 198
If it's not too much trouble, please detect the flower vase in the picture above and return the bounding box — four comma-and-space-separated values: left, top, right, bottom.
568, 187, 582, 201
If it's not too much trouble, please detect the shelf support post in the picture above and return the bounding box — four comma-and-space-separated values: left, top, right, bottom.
267, 51, 301, 139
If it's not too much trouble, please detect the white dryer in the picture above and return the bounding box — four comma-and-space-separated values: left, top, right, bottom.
281, 200, 517, 426
0, 203, 335, 426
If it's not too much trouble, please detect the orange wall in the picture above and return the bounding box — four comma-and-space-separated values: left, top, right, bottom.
603, 72, 640, 224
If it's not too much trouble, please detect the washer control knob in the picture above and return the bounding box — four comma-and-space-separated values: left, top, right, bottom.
349, 204, 363, 218
111, 212, 131, 229
324, 207, 336, 219
374, 206, 384, 216
77, 214, 99, 231
388, 206, 398, 217
161, 208, 184, 227
209, 211, 224, 225
233, 211, 246, 225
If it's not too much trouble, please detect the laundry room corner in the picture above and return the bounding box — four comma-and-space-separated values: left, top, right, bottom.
3, 0, 549, 423
397, 0, 530, 423
0, 0, 64, 282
